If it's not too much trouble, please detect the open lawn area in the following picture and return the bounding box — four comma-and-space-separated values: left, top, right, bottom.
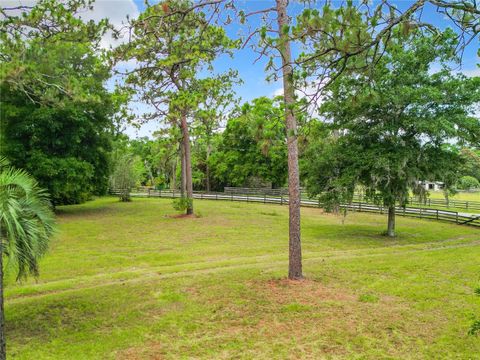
428, 191, 480, 202
5, 197, 480, 359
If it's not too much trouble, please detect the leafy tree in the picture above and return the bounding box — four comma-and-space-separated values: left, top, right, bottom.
152, 129, 182, 190
238, 0, 479, 279
1, 89, 118, 205
304, 32, 480, 237
191, 74, 239, 192
457, 176, 480, 190
0, 158, 55, 359
128, 137, 159, 186
116, 0, 237, 215
1, 0, 125, 205
210, 97, 288, 189
301, 124, 357, 214
459, 147, 480, 181
109, 153, 143, 202
0, 0, 110, 105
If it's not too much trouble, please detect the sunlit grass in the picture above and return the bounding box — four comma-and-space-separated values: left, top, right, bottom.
6, 197, 480, 359
428, 190, 480, 202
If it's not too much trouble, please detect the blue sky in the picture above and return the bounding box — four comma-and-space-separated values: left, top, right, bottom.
114, 0, 479, 137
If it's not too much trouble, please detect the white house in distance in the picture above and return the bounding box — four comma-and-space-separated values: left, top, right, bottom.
419, 181, 444, 191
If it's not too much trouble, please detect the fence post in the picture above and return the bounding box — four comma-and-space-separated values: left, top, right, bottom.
216, 193, 218, 200
159, 189, 161, 198
247, 194, 249, 202
173, 189, 175, 198
436, 209, 439, 220
148, 188, 151, 198
264, 193, 266, 204
359, 202, 362, 212
231, 193, 233, 201
281, 194, 283, 205
428, 198, 431, 206
466, 201, 469, 210
456, 212, 458, 224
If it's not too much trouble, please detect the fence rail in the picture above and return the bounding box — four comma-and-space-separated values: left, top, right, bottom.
223, 187, 480, 211
110, 188, 480, 228
353, 194, 480, 211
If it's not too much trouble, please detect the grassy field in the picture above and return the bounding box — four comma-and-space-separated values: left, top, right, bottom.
428, 191, 480, 202
408, 191, 480, 213
5, 197, 480, 359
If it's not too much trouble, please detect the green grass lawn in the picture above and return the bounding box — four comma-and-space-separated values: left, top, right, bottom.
5, 197, 480, 359
428, 191, 480, 202
406, 191, 480, 213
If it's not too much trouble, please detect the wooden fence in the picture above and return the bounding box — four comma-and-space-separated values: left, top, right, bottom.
224, 187, 480, 211
353, 194, 480, 211
110, 188, 480, 228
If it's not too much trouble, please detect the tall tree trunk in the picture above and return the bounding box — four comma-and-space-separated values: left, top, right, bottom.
206, 141, 211, 193
276, 0, 303, 280
0, 245, 6, 360
444, 190, 450, 208
180, 142, 186, 197
387, 205, 395, 237
180, 112, 194, 215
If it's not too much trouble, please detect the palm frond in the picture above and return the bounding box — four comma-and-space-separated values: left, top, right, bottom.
0, 162, 56, 281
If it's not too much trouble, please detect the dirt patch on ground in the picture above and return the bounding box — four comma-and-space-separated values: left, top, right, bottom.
258, 278, 356, 303
114, 278, 441, 359
241, 278, 437, 357
116, 342, 164, 360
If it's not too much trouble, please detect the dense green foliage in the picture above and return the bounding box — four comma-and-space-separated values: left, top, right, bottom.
0, 0, 109, 104
303, 32, 480, 233
459, 147, 480, 182
457, 176, 480, 190
1, 86, 117, 205
0, 0, 123, 206
209, 97, 288, 189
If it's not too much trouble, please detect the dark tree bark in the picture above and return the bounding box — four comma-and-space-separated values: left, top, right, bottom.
0, 245, 6, 360
180, 112, 194, 215
387, 205, 396, 237
276, 0, 303, 280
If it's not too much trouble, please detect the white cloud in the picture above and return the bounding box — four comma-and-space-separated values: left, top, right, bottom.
461, 67, 480, 78
272, 87, 283, 97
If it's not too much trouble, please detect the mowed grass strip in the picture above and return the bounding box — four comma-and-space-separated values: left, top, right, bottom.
5, 197, 480, 359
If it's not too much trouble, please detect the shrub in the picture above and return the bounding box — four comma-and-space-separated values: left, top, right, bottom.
172, 197, 193, 213
457, 176, 480, 191
468, 320, 480, 336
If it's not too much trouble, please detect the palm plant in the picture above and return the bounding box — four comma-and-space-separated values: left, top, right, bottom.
0, 157, 55, 359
